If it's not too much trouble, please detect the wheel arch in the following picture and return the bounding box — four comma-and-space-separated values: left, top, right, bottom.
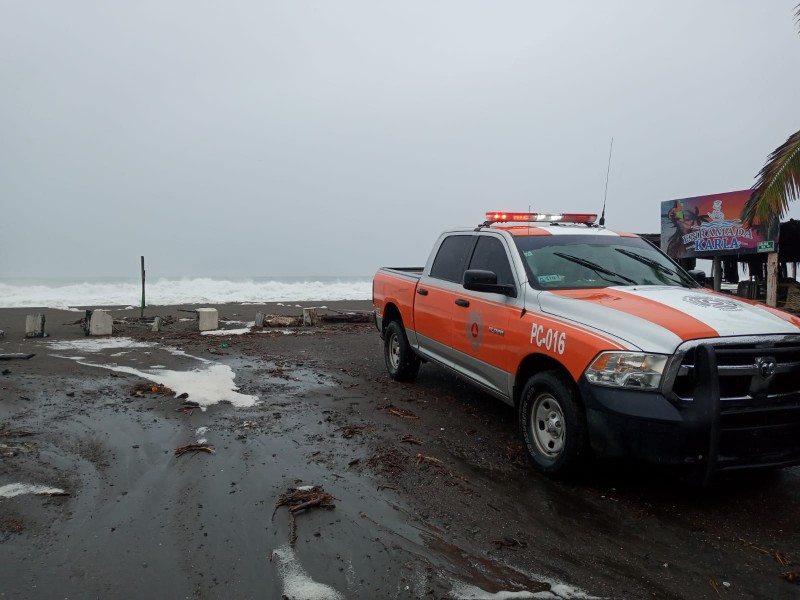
513, 353, 579, 408
381, 301, 403, 335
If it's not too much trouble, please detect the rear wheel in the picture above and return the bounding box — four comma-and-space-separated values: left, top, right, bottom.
384, 320, 420, 382
519, 370, 589, 477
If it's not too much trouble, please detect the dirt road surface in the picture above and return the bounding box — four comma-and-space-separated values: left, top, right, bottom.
1, 303, 798, 599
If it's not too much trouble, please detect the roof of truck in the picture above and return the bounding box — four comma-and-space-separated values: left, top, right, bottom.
493, 224, 639, 238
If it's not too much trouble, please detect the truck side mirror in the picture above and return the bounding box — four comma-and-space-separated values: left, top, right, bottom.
688, 269, 707, 286
463, 270, 517, 297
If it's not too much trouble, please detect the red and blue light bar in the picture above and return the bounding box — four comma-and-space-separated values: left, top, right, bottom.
485, 212, 597, 224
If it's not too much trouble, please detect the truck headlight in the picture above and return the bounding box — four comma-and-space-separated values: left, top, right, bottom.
585, 352, 669, 390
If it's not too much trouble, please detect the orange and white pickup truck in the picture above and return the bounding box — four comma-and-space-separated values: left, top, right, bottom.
373, 211, 800, 480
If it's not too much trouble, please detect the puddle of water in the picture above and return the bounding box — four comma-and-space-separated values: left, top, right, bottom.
0, 483, 66, 498
271, 546, 344, 600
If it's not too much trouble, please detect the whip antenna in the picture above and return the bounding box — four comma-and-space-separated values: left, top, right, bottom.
599, 137, 614, 227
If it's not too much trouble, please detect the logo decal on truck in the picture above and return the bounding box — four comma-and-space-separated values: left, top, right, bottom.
683, 295, 742, 311
467, 312, 484, 350
530, 323, 567, 355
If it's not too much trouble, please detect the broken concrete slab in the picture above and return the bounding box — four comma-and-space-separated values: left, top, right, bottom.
197, 308, 218, 332
89, 310, 113, 336
302, 308, 320, 327
25, 314, 46, 338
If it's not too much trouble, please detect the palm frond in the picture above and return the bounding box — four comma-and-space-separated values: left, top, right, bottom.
743, 129, 800, 226
796, 3, 800, 35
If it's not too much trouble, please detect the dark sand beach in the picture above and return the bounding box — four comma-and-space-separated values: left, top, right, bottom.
1, 301, 799, 599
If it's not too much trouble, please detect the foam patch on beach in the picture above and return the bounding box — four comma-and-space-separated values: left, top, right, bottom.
48, 338, 156, 352
0, 277, 371, 308
201, 327, 252, 336
53, 358, 257, 409
271, 546, 345, 600
0, 483, 66, 499
449, 581, 596, 600
47, 338, 209, 363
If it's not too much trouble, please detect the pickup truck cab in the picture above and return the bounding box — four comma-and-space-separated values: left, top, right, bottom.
373, 211, 800, 480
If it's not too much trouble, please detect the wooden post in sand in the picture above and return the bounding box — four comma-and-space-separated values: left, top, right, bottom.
767, 252, 778, 307
712, 256, 722, 292
140, 256, 146, 318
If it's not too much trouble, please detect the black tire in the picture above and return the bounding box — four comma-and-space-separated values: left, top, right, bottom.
384, 320, 420, 382
519, 370, 589, 477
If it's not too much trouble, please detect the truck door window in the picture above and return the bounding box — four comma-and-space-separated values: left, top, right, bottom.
468, 237, 515, 286
430, 235, 474, 283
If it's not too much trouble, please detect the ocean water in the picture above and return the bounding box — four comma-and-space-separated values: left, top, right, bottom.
0, 276, 372, 309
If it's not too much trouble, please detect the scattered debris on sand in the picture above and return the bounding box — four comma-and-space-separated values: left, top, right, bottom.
132, 383, 175, 397
366, 446, 408, 476
339, 424, 372, 439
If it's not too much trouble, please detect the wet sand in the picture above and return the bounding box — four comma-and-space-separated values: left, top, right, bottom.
1, 302, 799, 599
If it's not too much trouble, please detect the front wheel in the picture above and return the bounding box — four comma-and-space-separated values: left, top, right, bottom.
519, 370, 589, 477
384, 321, 420, 382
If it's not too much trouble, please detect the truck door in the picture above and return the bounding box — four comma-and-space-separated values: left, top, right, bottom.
414, 234, 475, 366
451, 235, 518, 398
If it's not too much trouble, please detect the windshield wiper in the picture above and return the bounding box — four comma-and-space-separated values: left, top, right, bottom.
614, 248, 675, 275
614, 248, 692, 285
553, 252, 638, 285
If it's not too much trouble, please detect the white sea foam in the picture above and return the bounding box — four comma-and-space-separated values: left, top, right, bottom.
48, 338, 156, 352
0, 483, 66, 498
0, 277, 371, 309
201, 327, 252, 336
271, 546, 344, 600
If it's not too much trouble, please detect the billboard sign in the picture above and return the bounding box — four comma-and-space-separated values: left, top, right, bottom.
660, 190, 779, 259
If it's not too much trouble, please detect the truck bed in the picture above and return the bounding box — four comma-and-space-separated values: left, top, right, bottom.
379, 267, 423, 280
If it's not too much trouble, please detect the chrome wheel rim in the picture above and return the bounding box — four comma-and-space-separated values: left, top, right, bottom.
388, 334, 400, 370
531, 392, 565, 457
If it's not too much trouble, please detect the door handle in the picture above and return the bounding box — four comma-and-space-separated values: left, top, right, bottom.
455, 299, 470, 307
417, 288, 429, 296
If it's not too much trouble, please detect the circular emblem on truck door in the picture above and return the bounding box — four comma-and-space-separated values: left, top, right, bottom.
682, 295, 742, 311
466, 311, 484, 351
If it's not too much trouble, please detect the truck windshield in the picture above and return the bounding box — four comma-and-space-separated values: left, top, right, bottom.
514, 234, 697, 290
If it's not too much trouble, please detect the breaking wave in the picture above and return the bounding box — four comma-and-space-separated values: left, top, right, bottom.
0, 277, 372, 309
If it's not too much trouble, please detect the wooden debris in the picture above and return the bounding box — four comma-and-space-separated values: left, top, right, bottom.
0, 430, 35, 438
378, 404, 420, 419
399, 434, 422, 445
709, 578, 720, 595
491, 537, 528, 550
174, 444, 215, 457
416, 453, 442, 465
776, 551, 790, 567
0, 354, 35, 361
781, 571, 800, 584
273, 486, 337, 546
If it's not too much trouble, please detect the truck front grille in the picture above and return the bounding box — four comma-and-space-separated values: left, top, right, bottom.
667, 337, 800, 468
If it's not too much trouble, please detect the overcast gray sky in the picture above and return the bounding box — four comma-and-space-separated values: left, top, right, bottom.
1, 1, 799, 279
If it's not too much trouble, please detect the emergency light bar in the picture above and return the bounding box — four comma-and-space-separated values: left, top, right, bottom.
485, 212, 597, 224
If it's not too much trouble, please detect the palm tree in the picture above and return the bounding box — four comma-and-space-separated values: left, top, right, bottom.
742, 5, 800, 227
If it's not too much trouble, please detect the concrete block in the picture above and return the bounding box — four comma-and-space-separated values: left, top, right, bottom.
25, 314, 46, 338
302, 308, 320, 327
254, 312, 266, 328
268, 316, 296, 327
151, 316, 163, 332
89, 310, 113, 336
197, 308, 218, 332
